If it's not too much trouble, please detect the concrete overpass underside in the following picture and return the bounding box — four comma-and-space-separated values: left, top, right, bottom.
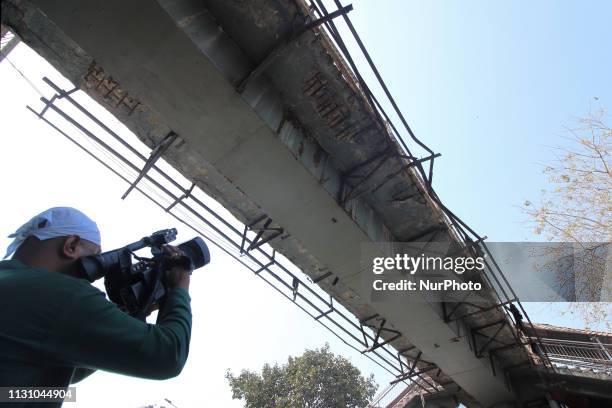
3, 0, 549, 406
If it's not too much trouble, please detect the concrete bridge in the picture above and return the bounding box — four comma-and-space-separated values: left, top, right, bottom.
3, 1, 609, 406
369, 323, 611, 407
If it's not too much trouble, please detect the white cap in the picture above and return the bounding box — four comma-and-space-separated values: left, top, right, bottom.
4, 207, 101, 259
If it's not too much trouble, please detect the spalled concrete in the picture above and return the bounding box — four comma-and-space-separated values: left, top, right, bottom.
2, 0, 543, 405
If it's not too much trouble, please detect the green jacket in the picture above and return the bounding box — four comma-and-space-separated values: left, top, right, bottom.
0, 259, 191, 406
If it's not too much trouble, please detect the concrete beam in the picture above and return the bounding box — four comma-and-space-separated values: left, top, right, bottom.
4, 0, 522, 404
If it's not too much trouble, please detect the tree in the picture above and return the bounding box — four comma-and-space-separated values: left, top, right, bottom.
225, 344, 377, 408
523, 108, 611, 329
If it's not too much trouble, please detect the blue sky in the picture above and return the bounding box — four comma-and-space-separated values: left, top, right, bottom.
341, 0, 610, 242
336, 0, 611, 331
1, 1, 610, 406
334, 0, 611, 329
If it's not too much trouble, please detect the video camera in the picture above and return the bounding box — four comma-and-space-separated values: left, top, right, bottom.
76, 228, 210, 320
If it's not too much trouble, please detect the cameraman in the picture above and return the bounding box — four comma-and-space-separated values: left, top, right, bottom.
0, 207, 192, 402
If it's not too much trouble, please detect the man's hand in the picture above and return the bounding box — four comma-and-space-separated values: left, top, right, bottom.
162, 244, 191, 292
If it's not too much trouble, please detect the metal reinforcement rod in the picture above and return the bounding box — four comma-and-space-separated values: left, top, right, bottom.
27, 1, 554, 388
28, 83, 439, 393
307, 0, 554, 380
9, 3, 552, 391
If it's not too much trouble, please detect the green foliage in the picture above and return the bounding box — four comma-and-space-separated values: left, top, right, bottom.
225, 344, 377, 408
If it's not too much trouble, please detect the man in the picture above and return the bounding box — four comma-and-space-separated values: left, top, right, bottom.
0, 207, 192, 406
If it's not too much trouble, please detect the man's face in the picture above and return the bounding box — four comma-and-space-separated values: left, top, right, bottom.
60, 236, 101, 259
56, 236, 101, 276
77, 239, 102, 258
10, 235, 101, 274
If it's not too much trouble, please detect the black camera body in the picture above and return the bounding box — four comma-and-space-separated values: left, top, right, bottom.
77, 228, 210, 320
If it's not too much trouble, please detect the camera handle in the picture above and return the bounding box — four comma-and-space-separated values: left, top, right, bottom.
130, 252, 192, 320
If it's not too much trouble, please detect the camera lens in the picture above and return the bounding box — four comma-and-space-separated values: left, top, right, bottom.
178, 237, 210, 270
